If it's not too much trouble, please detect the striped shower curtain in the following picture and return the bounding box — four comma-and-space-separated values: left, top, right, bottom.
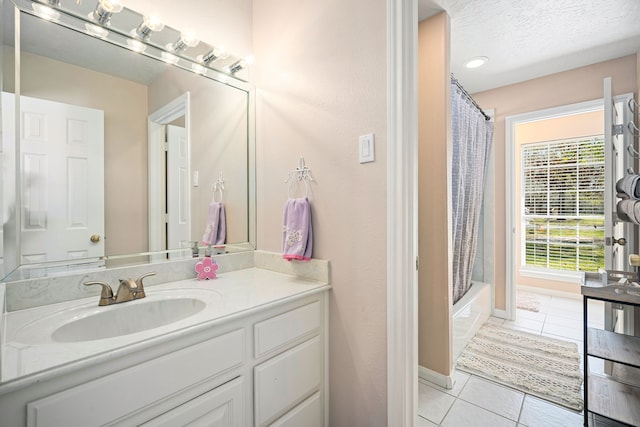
451, 83, 494, 304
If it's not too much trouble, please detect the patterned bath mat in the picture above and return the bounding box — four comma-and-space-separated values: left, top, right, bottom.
516, 291, 541, 312
457, 323, 583, 411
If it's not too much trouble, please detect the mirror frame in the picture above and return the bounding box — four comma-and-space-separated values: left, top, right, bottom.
1, 0, 256, 281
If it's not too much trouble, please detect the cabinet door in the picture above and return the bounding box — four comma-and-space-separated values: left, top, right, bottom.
270, 392, 322, 427
141, 377, 244, 427
254, 336, 321, 426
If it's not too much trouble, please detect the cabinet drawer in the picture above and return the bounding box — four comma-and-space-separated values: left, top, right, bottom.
254, 301, 320, 358
27, 329, 245, 427
141, 376, 245, 427
254, 336, 321, 426
270, 392, 322, 427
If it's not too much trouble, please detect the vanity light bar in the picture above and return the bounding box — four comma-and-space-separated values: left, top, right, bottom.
28, 0, 251, 79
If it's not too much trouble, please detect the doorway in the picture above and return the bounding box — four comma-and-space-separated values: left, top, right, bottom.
506, 95, 635, 321
148, 92, 191, 259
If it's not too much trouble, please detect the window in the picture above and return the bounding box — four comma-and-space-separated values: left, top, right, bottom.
522, 136, 605, 273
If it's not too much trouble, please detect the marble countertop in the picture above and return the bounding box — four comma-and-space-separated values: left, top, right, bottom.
1, 268, 330, 388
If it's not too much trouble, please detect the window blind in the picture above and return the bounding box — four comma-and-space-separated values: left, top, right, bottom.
522, 136, 605, 273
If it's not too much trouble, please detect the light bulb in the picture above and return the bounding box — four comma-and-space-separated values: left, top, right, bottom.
228, 59, 246, 74
161, 52, 179, 65
85, 23, 109, 38
93, 0, 124, 25
167, 32, 199, 53
191, 64, 207, 75
180, 32, 199, 47
32, 3, 60, 21
126, 38, 146, 53
198, 47, 223, 65
99, 0, 123, 13
226, 54, 253, 74
134, 15, 164, 39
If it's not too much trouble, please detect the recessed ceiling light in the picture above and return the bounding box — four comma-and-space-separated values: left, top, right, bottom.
464, 56, 488, 69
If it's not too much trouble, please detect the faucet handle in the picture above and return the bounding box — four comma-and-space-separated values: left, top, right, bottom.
135, 272, 156, 290
84, 281, 114, 306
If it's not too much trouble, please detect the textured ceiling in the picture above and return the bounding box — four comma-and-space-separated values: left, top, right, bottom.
418, 0, 640, 93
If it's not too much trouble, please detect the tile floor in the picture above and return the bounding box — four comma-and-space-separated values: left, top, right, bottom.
418, 291, 606, 427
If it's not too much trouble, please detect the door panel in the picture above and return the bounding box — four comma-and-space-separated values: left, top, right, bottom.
4, 93, 105, 264
166, 124, 190, 258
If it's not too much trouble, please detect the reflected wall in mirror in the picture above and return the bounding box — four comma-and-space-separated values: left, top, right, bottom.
1, 0, 255, 280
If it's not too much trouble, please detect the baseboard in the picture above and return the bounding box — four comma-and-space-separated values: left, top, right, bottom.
418, 365, 453, 389
492, 308, 508, 319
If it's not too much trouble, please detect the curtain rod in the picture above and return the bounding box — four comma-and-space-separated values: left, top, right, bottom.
451, 74, 490, 121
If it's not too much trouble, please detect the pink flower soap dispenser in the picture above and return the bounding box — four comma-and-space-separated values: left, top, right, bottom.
195, 244, 219, 280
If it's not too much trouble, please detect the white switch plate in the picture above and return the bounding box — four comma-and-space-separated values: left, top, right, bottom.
359, 133, 375, 163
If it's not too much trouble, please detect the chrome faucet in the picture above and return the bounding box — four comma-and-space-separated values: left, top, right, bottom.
84, 272, 156, 306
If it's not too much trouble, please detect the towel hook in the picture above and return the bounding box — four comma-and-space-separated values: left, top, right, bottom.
212, 172, 225, 203
628, 121, 640, 137
628, 98, 639, 114
627, 143, 640, 159
285, 157, 313, 198
295, 157, 314, 182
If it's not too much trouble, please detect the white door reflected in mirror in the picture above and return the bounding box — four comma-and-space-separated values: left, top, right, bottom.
166, 124, 190, 258
2, 92, 105, 265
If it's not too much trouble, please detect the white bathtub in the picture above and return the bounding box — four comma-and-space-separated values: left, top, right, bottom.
452, 281, 491, 360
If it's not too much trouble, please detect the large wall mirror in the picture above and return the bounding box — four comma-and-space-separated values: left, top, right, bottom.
1, 0, 256, 281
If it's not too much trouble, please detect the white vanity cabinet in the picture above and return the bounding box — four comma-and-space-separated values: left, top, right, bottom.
0, 289, 329, 427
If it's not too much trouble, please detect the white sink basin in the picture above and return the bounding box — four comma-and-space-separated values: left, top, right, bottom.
12, 288, 220, 345
52, 298, 206, 342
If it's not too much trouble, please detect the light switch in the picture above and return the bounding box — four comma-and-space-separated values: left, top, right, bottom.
192, 170, 199, 187
359, 133, 375, 163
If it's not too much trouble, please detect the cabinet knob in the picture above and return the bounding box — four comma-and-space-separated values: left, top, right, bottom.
90, 234, 101, 243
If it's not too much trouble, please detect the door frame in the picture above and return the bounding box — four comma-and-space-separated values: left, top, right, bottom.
504, 97, 629, 319
387, 0, 418, 425
148, 92, 191, 256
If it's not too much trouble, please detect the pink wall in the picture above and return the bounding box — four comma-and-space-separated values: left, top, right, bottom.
474, 55, 638, 310
252, 0, 388, 425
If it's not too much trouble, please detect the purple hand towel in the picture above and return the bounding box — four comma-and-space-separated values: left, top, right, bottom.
282, 197, 313, 261
202, 201, 227, 246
